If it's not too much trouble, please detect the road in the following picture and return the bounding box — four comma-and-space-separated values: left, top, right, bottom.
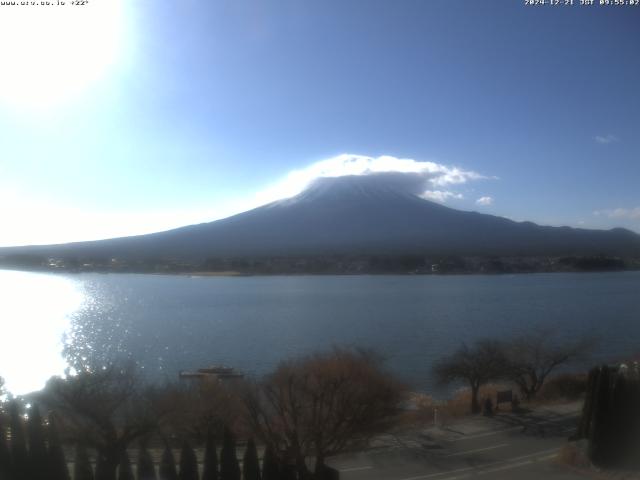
328, 402, 590, 480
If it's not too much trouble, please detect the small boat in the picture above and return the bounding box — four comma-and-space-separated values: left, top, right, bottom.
197, 366, 236, 375
179, 365, 244, 381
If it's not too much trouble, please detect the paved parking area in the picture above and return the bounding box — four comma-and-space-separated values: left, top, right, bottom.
329, 402, 590, 480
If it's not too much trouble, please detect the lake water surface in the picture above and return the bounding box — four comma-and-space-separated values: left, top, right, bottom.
1, 270, 639, 395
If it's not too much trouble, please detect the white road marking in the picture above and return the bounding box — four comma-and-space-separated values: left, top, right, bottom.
450, 413, 579, 442
444, 443, 509, 457
396, 448, 558, 480
339, 465, 374, 472
449, 427, 520, 441
435, 454, 558, 480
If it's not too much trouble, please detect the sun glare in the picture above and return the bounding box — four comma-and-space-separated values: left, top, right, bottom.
0, 270, 83, 395
0, 0, 124, 109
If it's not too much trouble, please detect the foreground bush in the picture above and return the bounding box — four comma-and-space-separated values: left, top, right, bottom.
576, 363, 640, 469
537, 373, 587, 402
243, 347, 406, 478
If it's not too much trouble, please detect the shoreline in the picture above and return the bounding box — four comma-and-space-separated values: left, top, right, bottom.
1, 265, 639, 277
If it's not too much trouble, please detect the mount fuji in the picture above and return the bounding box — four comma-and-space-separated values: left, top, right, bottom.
2, 174, 640, 264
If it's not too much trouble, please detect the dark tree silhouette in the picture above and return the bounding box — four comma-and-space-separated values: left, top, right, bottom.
74, 444, 94, 480
433, 340, 506, 414
178, 440, 199, 480
219, 427, 240, 480
47, 414, 71, 480
9, 401, 28, 480
137, 444, 157, 480
260, 446, 279, 480
27, 404, 48, 480
242, 439, 260, 480
201, 430, 218, 480
159, 445, 179, 480
117, 451, 135, 480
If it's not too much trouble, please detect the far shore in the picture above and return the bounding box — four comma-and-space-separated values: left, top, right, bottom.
1, 264, 639, 277
174, 270, 248, 277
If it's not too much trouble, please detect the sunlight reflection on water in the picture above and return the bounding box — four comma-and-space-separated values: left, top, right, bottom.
0, 270, 83, 395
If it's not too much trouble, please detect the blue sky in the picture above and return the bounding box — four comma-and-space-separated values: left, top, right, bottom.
0, 0, 638, 246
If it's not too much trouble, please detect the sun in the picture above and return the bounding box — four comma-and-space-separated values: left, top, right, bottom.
0, 0, 125, 109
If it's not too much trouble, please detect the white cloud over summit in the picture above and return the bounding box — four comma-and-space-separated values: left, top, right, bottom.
252, 153, 487, 206
421, 190, 464, 202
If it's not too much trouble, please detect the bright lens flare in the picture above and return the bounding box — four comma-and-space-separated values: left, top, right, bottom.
0, 0, 124, 108
0, 270, 83, 395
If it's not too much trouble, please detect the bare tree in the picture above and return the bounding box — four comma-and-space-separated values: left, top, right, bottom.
433, 340, 507, 414
242, 348, 406, 478
145, 379, 243, 442
503, 329, 594, 400
42, 364, 158, 480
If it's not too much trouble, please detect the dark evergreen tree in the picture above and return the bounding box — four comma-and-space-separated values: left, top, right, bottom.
27, 404, 48, 480
74, 444, 94, 480
117, 450, 134, 480
47, 414, 70, 480
219, 427, 240, 480
581, 364, 640, 468
628, 368, 640, 469
575, 367, 599, 439
178, 440, 199, 480
594, 363, 640, 469
159, 445, 179, 480
201, 430, 218, 480
260, 446, 279, 480
0, 417, 12, 480
137, 445, 157, 480
588, 365, 612, 466
242, 439, 260, 480
280, 463, 296, 480
9, 401, 28, 480
610, 371, 631, 467
95, 453, 109, 480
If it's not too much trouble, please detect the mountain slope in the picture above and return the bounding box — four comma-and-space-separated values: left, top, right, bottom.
2, 175, 640, 261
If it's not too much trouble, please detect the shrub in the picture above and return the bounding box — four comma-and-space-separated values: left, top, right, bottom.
261, 446, 279, 480
538, 373, 587, 402
137, 445, 157, 480
201, 430, 218, 480
9, 401, 29, 480
74, 444, 94, 480
118, 451, 135, 480
178, 441, 198, 480
219, 427, 240, 480
27, 404, 48, 480
242, 439, 260, 480
159, 445, 179, 480
48, 414, 71, 480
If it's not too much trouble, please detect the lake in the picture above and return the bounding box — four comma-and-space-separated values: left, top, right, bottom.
1, 269, 639, 396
